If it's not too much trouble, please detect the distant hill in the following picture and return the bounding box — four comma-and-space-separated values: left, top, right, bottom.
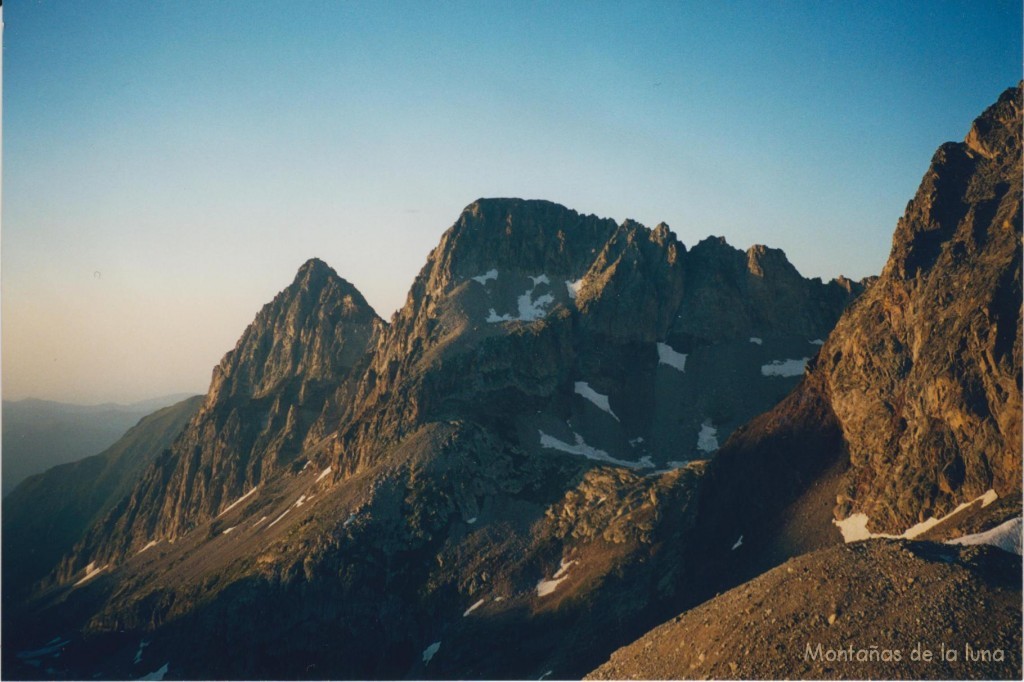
2, 395, 202, 604
1, 394, 193, 495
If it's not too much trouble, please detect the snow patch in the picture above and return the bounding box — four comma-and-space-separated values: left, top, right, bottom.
657, 342, 687, 371
554, 559, 577, 579
487, 276, 555, 323
574, 382, 618, 420
17, 639, 70, 660
749, 337, 763, 345
518, 292, 554, 321
539, 431, 653, 469
537, 558, 576, 597
316, 467, 332, 483
667, 460, 686, 469
486, 310, 515, 322
834, 490, 1000, 542
947, 517, 1022, 555
833, 514, 879, 543
74, 561, 108, 587
629, 436, 645, 446
267, 509, 290, 528
222, 526, 236, 535
343, 514, 357, 527
217, 487, 257, 518
903, 490, 999, 538
809, 339, 825, 346
463, 598, 486, 616
540, 671, 554, 680
732, 535, 744, 550
565, 279, 583, 300
137, 540, 159, 555
294, 495, 308, 508
422, 641, 441, 665
761, 358, 809, 377
134, 640, 150, 665
696, 420, 719, 453
466, 517, 478, 524
139, 662, 169, 681
252, 516, 268, 528
536, 576, 567, 597
472, 269, 498, 285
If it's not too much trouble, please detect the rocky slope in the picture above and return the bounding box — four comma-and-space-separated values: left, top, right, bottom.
588, 541, 1022, 680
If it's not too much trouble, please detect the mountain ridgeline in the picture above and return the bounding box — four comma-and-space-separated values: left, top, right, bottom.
4, 84, 1020, 681
59, 199, 862, 579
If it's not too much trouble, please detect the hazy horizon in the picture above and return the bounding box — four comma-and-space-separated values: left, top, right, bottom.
3, 1, 1021, 405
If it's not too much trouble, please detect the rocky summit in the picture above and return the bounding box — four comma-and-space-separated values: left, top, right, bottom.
2, 85, 1020, 682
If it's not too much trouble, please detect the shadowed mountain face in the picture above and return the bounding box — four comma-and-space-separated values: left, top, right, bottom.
3, 87, 1019, 682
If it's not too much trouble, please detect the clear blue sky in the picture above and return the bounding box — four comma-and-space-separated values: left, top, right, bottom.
3, 1, 1021, 403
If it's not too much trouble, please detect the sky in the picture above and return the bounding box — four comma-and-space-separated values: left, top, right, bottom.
3, 1, 1021, 404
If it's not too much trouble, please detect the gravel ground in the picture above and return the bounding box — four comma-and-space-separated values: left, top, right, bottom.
588, 539, 1021, 680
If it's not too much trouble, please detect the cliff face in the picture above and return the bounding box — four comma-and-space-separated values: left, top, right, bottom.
825, 84, 1022, 531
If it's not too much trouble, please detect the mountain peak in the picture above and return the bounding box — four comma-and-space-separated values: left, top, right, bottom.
963, 83, 1022, 161
745, 243, 799, 279
295, 256, 333, 277
888, 83, 1022, 280
463, 197, 573, 216
692, 235, 735, 251
291, 257, 340, 290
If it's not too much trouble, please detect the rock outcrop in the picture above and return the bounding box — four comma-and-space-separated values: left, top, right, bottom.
826, 84, 1022, 531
